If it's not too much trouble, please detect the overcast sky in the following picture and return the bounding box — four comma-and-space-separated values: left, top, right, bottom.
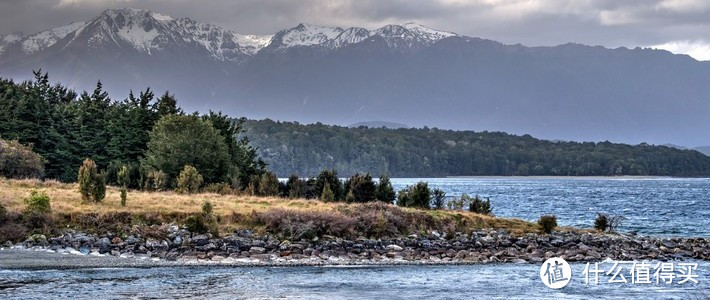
2, 0, 710, 60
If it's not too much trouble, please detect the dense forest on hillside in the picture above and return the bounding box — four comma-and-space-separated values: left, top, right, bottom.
243, 119, 710, 177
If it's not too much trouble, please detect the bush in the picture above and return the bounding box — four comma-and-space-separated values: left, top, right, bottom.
0, 223, 28, 243
0, 139, 45, 179
397, 181, 431, 209
595, 213, 625, 232
345, 173, 377, 203
594, 213, 609, 232
376, 174, 396, 203
538, 215, 557, 234
468, 195, 492, 214
184, 201, 218, 235
25, 190, 51, 214
258, 172, 279, 196
176, 165, 203, 194
78, 158, 105, 203
120, 189, 127, 207
320, 183, 335, 202
432, 189, 446, 209
252, 209, 354, 240
203, 182, 234, 195
145, 170, 167, 191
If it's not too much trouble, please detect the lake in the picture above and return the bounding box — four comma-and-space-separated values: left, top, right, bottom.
391, 177, 710, 237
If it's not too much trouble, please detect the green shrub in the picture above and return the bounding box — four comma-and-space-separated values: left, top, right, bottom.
432, 189, 446, 210
145, 170, 167, 191
0, 139, 45, 179
320, 183, 335, 202
468, 195, 492, 214
397, 181, 431, 209
77, 159, 106, 203
185, 201, 218, 235
120, 188, 127, 207
176, 165, 203, 194
258, 172, 279, 196
25, 191, 51, 214
376, 174, 396, 203
345, 173, 377, 203
538, 215, 557, 234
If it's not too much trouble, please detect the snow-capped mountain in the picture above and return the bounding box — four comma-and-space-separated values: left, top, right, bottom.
0, 8, 458, 61
2, 8, 710, 147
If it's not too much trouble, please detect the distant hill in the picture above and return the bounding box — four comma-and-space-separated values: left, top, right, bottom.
1, 8, 710, 146
695, 146, 710, 156
243, 119, 710, 177
349, 121, 409, 129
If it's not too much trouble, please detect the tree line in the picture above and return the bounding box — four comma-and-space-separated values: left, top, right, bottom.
243, 119, 710, 177
0, 71, 266, 189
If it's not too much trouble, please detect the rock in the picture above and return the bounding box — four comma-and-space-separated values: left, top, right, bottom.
111, 237, 123, 244
386, 244, 403, 252
249, 246, 266, 254
192, 234, 210, 246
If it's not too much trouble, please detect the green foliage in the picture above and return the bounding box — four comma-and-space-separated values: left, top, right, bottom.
320, 183, 335, 202
397, 181, 431, 209
25, 190, 51, 214
0, 73, 263, 186
286, 175, 308, 198
143, 115, 230, 186
243, 119, 710, 177
117, 165, 129, 187
468, 195, 492, 214
432, 189, 446, 210
203, 182, 234, 195
185, 201, 218, 235
538, 215, 557, 234
176, 165, 203, 194
0, 139, 45, 179
257, 172, 280, 196
376, 174, 396, 203
144, 170, 167, 191
314, 169, 344, 201
77, 158, 105, 203
345, 173, 377, 203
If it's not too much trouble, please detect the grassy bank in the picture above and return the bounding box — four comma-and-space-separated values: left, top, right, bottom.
0, 178, 542, 241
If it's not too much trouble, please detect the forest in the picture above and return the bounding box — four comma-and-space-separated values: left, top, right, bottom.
0, 71, 266, 189
243, 119, 710, 177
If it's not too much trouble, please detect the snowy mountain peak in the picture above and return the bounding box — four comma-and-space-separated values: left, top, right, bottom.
278, 23, 344, 47
402, 22, 457, 41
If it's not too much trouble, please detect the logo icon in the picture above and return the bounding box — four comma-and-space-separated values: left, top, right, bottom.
540, 257, 572, 289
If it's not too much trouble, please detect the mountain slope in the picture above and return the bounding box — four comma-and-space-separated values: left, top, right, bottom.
1, 8, 710, 147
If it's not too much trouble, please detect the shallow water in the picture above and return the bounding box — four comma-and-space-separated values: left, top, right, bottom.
391, 177, 710, 237
1, 262, 708, 299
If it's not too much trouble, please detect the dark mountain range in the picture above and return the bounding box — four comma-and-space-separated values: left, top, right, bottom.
1, 8, 709, 147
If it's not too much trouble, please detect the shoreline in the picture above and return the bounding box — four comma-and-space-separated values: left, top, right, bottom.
3, 227, 708, 270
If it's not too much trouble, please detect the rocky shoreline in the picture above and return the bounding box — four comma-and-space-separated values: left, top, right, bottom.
4, 226, 709, 266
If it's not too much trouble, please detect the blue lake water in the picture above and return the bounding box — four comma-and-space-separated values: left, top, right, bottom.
1, 262, 708, 299
391, 177, 710, 237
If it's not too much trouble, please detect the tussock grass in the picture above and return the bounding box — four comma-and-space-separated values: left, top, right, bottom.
0, 177, 540, 237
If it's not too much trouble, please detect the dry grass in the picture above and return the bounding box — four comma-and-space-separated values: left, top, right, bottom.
0, 177, 541, 236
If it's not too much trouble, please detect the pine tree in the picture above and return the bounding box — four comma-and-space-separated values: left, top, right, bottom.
376, 174, 396, 203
